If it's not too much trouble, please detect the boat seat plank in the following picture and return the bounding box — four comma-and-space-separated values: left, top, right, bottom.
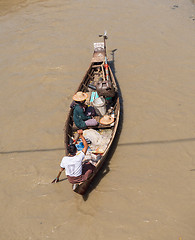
92, 64, 102, 68
87, 73, 94, 81
71, 119, 114, 131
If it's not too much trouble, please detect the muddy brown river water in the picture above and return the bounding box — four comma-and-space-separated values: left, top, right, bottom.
0, 0, 195, 239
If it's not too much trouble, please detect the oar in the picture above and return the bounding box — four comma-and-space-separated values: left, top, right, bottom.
99, 31, 109, 81
104, 56, 109, 81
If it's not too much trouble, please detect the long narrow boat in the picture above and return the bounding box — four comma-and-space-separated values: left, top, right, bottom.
64, 32, 120, 195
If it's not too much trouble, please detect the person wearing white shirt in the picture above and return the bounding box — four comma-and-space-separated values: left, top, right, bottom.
52, 130, 95, 184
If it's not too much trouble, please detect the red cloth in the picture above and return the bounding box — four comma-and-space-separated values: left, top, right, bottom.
67, 162, 96, 184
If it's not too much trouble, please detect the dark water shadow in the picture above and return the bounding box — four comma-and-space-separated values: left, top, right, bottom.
0, 148, 65, 155
82, 49, 124, 200
1, 138, 195, 155
118, 138, 195, 147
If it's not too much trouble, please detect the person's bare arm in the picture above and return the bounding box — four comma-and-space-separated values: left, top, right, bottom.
77, 129, 88, 155
51, 167, 64, 183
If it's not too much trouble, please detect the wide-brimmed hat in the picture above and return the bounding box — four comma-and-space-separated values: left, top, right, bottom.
92, 147, 104, 154
99, 115, 114, 125
72, 91, 88, 102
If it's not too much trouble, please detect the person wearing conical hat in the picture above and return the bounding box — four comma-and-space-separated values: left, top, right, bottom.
72, 91, 98, 129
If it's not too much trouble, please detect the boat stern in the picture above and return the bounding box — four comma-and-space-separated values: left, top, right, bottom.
91, 42, 106, 62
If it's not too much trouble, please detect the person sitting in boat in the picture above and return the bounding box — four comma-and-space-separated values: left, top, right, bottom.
71, 91, 98, 129
51, 129, 96, 184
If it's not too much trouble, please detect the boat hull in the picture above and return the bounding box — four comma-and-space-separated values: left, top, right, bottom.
64, 42, 120, 195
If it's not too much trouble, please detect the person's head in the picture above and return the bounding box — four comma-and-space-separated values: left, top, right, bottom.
75, 99, 86, 106
67, 144, 77, 156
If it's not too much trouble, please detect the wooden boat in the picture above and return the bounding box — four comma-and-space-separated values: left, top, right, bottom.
64, 32, 120, 195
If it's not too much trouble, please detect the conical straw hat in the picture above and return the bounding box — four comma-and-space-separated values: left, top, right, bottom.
99, 115, 114, 125
72, 91, 88, 102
